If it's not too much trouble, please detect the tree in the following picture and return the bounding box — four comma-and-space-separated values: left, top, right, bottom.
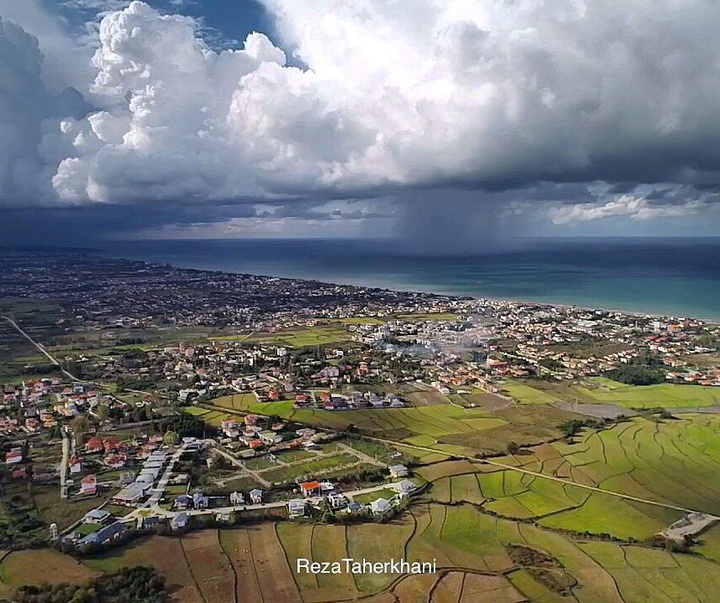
96, 405, 110, 423
70, 416, 89, 448
506, 441, 519, 455
163, 430, 179, 446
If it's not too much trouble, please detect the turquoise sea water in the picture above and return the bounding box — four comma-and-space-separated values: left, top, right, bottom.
100, 237, 720, 321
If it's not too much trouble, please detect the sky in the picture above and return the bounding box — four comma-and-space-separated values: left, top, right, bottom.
1, 0, 720, 249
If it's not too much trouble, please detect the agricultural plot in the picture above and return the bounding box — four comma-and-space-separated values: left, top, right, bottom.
502, 381, 565, 405
415, 414, 720, 541
180, 531, 235, 603
245, 325, 353, 347
207, 403, 580, 458
261, 452, 361, 484
0, 549, 100, 597
83, 536, 205, 602
9, 504, 720, 603
580, 541, 720, 603
213, 393, 259, 411
208, 395, 559, 456
503, 377, 720, 409
577, 378, 720, 409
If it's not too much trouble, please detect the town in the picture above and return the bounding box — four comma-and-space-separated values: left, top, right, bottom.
1, 250, 720, 600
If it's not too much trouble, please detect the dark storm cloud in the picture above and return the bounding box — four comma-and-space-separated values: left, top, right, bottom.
1, 0, 720, 243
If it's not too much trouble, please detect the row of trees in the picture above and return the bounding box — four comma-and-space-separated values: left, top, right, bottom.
13, 566, 168, 603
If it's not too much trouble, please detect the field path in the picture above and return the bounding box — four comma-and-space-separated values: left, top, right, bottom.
366, 436, 710, 516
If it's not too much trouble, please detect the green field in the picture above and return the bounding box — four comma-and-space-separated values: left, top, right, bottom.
261, 453, 362, 484
503, 377, 720, 409
414, 414, 720, 542
246, 326, 352, 347
211, 395, 513, 448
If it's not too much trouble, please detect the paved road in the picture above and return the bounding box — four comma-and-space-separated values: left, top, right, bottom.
0, 316, 155, 410
124, 444, 189, 521
60, 428, 70, 499
2, 315, 78, 382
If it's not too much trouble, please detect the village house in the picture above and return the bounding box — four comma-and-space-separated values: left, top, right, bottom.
5, 448, 22, 464
328, 493, 347, 509
392, 480, 417, 498
171, 512, 189, 531
299, 481, 321, 497
69, 456, 83, 474
11, 467, 27, 480
80, 474, 98, 496
370, 497, 393, 517
105, 453, 127, 469
114, 482, 148, 505
389, 464, 409, 479
78, 521, 127, 548
86, 437, 104, 454
288, 499, 307, 518
249, 489, 263, 504
83, 508, 111, 525
192, 491, 209, 509
174, 494, 191, 510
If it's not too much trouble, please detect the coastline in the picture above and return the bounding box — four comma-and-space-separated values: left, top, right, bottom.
90, 246, 720, 325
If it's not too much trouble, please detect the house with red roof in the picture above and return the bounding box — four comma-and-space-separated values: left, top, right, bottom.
104, 453, 127, 469
86, 437, 104, 453
5, 448, 23, 464
80, 474, 97, 496
299, 481, 321, 497
69, 456, 83, 474
11, 467, 27, 480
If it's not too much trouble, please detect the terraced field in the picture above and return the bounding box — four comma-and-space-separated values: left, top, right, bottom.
414, 414, 720, 542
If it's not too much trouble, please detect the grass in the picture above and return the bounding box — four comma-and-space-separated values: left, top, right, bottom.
501, 381, 565, 405
353, 488, 397, 504
33, 487, 112, 531
0, 549, 100, 590
274, 449, 316, 463
261, 453, 361, 484
276, 523, 317, 590
73, 522, 103, 536
8, 503, 720, 602
245, 326, 352, 348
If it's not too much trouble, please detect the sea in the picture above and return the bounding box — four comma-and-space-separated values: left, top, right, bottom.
98, 237, 720, 322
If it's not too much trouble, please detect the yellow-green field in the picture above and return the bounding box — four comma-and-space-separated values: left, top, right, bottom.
503, 377, 720, 409
414, 414, 720, 542
210, 394, 559, 455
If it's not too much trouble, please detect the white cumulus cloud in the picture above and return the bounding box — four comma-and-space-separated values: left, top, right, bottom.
550, 195, 704, 225
1, 0, 720, 215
